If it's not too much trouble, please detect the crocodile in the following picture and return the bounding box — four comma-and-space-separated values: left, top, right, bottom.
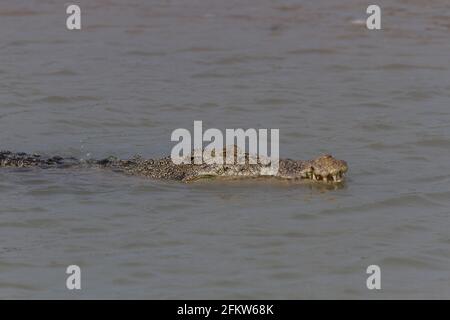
0, 145, 348, 183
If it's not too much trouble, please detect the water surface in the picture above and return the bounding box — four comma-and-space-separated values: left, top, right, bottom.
1, 0, 450, 299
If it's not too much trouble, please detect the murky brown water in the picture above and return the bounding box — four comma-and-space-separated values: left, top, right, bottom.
1, 0, 450, 299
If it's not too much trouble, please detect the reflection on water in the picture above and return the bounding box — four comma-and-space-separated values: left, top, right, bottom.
0, 0, 450, 299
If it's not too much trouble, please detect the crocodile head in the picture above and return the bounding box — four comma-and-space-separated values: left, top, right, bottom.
279, 155, 348, 183
305, 154, 348, 183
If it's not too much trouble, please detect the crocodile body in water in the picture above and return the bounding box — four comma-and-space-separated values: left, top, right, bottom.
0, 146, 348, 183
